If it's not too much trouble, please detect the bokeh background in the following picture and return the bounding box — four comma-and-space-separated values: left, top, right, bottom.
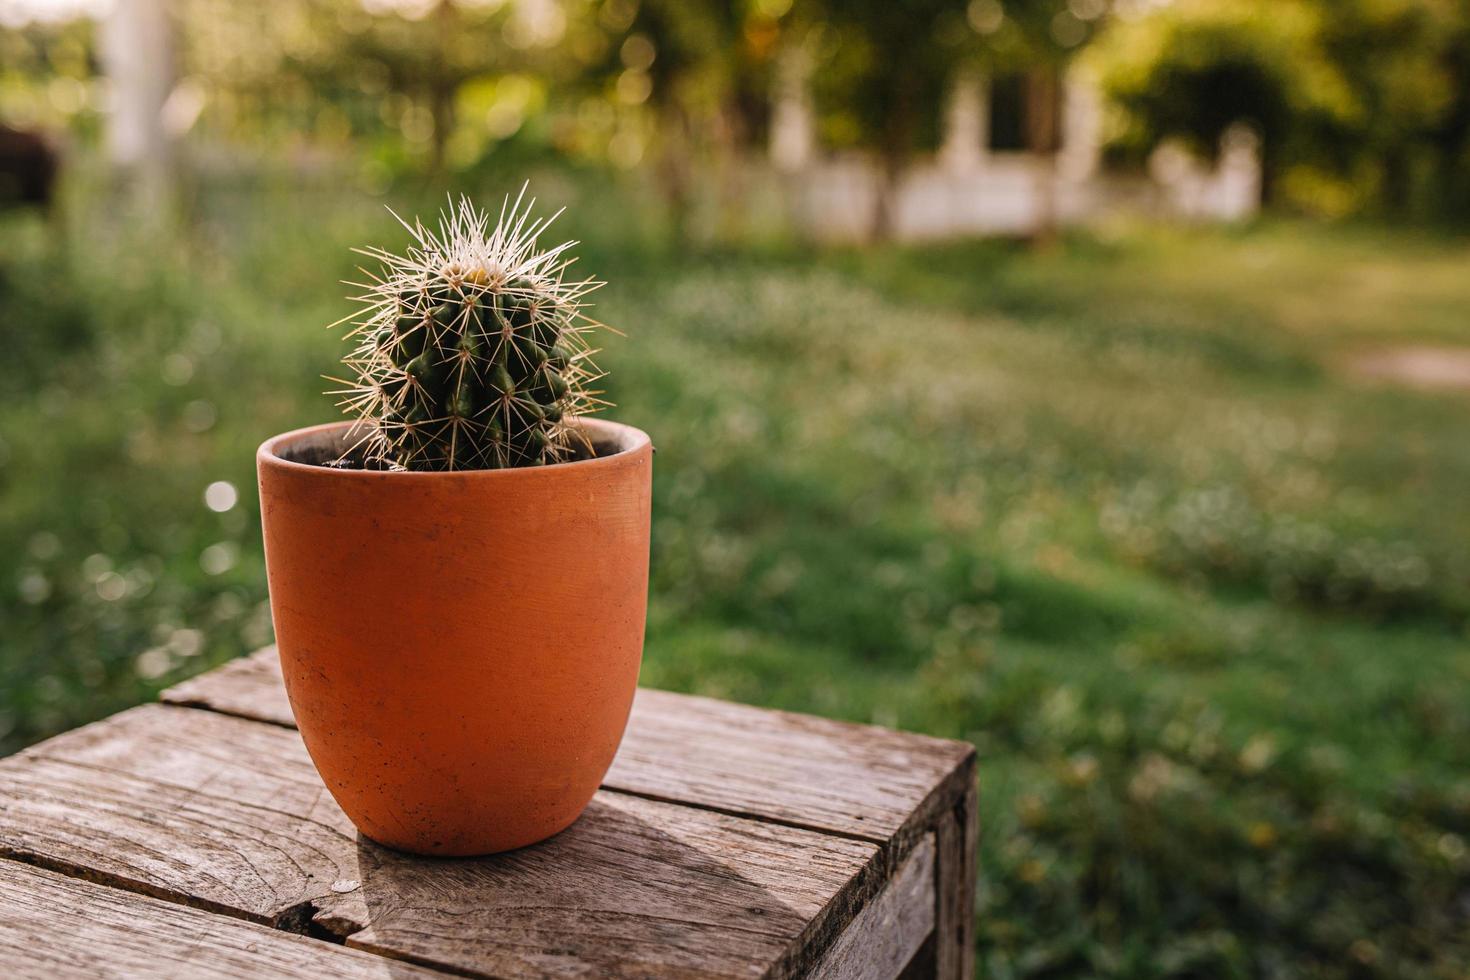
3, 0, 1470, 976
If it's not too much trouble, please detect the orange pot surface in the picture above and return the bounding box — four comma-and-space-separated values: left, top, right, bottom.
257, 419, 652, 855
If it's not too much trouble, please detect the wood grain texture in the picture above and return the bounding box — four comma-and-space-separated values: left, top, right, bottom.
0, 860, 447, 980
959, 778, 979, 980
0, 705, 348, 924
808, 834, 935, 980
0, 704, 881, 979
160, 648, 292, 726
162, 649, 976, 846
933, 765, 979, 980
611, 689, 971, 850
329, 795, 879, 980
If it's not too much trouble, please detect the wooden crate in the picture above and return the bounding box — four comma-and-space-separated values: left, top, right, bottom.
0, 648, 976, 979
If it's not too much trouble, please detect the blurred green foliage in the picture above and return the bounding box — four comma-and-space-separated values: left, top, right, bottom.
2, 169, 1468, 974
1093, 0, 1470, 220
3, 0, 1470, 975
8, 0, 1470, 225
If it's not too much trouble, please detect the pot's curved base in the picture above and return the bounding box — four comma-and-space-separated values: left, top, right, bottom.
352, 805, 587, 858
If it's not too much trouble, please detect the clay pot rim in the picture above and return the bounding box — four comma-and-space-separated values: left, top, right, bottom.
258, 418, 651, 480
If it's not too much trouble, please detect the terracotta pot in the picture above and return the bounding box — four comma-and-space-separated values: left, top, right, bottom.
256, 419, 652, 856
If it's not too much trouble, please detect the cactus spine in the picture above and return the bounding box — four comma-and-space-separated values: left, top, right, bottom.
338, 192, 604, 471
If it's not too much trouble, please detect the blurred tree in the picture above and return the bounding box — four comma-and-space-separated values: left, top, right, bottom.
338, 2, 501, 173
1091, 2, 1338, 204
0, 13, 98, 130
180, 0, 527, 175
996, 0, 1113, 246
583, 0, 778, 243
1436, 17, 1470, 217
1092, 0, 1470, 220
1315, 0, 1468, 218
794, 0, 968, 239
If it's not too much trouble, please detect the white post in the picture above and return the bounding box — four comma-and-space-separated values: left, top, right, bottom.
1057, 63, 1101, 182
1214, 123, 1262, 220
770, 43, 814, 173
100, 0, 176, 213
940, 68, 988, 173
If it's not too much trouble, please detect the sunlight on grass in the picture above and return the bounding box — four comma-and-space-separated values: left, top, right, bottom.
2, 187, 1468, 975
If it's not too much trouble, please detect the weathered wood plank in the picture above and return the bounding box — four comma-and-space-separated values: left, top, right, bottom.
934, 812, 963, 980
163, 649, 975, 846
0, 706, 345, 922
0, 859, 449, 979
611, 690, 970, 852
0, 704, 881, 979
160, 648, 291, 726
933, 768, 978, 980
959, 777, 979, 979
808, 834, 935, 980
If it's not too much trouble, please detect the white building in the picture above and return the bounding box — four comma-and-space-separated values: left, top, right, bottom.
770, 63, 1261, 242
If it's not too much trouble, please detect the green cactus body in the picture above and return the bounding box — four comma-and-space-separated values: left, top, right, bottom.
338, 193, 604, 471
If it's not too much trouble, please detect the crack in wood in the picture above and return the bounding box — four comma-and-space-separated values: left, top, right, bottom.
0, 848, 277, 928
582, 784, 890, 846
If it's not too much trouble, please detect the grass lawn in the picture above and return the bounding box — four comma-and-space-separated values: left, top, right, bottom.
2, 173, 1468, 977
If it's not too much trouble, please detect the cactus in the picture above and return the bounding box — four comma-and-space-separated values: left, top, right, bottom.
336, 191, 605, 471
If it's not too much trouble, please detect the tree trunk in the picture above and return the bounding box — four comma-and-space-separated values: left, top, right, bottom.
1382, 145, 1411, 217
871, 79, 917, 242
714, 98, 749, 242
872, 150, 905, 243
658, 99, 694, 247
428, 84, 454, 174
427, 0, 457, 174
1024, 68, 1060, 249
